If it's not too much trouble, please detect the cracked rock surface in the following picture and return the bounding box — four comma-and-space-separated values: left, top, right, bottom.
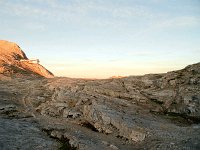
0, 62, 200, 149
0, 40, 200, 150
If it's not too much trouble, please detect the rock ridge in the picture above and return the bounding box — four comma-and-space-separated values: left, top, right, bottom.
0, 40, 53, 78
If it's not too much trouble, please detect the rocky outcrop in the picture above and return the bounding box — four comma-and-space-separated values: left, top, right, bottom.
0, 40, 199, 149
14, 63, 198, 149
0, 40, 53, 78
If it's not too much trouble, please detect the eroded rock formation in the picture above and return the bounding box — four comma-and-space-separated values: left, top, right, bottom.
0, 41, 199, 149
0, 40, 54, 78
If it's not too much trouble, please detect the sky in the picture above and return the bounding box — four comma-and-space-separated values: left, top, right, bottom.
0, 0, 200, 78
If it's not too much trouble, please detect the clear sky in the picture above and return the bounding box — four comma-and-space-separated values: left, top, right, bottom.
0, 0, 200, 78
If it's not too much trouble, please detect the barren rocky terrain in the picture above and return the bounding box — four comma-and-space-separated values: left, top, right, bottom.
0, 40, 200, 150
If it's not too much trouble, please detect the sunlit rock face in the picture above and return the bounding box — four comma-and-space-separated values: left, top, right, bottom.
0, 40, 53, 78
0, 40, 200, 149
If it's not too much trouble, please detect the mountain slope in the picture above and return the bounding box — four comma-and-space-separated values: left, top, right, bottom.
0, 40, 199, 149
0, 40, 53, 78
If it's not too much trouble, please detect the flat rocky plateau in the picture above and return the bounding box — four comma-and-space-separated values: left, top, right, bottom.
0, 40, 200, 150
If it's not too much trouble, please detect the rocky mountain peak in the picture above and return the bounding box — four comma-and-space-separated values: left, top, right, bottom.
0, 40, 53, 78
0, 40, 27, 61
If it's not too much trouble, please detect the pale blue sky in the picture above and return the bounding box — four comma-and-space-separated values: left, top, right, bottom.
0, 0, 200, 78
